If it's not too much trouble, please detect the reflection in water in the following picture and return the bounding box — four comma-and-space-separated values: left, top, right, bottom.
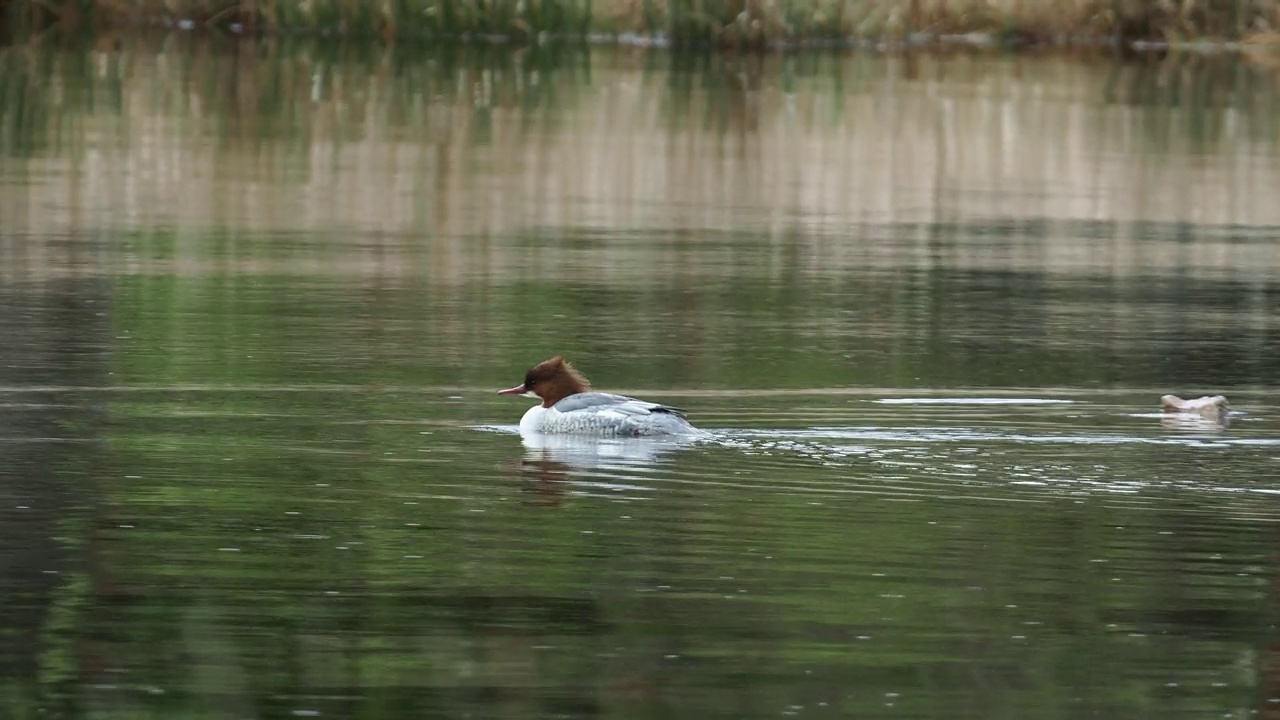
0, 39, 1277, 720
513, 431, 702, 505
4, 44, 1279, 391
519, 430, 703, 471
0, 277, 107, 712
1159, 412, 1232, 432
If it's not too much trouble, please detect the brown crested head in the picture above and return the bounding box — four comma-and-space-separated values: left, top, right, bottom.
520, 356, 591, 407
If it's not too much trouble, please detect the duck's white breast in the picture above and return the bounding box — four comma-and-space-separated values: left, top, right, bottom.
519, 405, 550, 434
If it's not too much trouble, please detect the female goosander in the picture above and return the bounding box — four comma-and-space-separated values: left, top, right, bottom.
498, 356, 699, 436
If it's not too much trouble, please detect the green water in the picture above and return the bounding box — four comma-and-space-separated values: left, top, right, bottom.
1, 40, 1278, 719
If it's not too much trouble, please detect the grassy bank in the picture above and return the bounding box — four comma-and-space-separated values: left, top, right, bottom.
3, 0, 1280, 48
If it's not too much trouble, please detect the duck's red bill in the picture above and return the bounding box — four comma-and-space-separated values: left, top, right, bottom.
497, 384, 527, 395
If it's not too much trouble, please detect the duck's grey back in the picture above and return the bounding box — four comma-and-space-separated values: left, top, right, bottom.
549, 392, 696, 436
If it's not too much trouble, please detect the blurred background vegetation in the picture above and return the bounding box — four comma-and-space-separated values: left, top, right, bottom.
3, 0, 1280, 47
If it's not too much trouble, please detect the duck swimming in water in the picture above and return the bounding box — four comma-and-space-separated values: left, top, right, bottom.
498, 356, 698, 436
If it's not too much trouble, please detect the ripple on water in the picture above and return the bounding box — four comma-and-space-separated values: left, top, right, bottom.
477, 393, 1278, 516
873, 398, 1077, 405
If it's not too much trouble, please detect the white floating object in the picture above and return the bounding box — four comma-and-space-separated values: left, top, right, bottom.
1160, 394, 1229, 417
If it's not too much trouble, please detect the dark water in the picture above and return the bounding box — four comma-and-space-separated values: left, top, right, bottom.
1, 40, 1278, 719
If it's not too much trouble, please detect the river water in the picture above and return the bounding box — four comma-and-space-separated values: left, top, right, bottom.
1, 40, 1277, 719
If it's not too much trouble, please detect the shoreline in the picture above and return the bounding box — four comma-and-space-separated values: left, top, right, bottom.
4, 2, 1280, 55
6, 22, 1280, 57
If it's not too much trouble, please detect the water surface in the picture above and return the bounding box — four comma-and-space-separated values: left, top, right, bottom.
1, 41, 1278, 719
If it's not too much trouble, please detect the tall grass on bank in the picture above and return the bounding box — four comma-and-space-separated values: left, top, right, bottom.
3, 0, 1280, 47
